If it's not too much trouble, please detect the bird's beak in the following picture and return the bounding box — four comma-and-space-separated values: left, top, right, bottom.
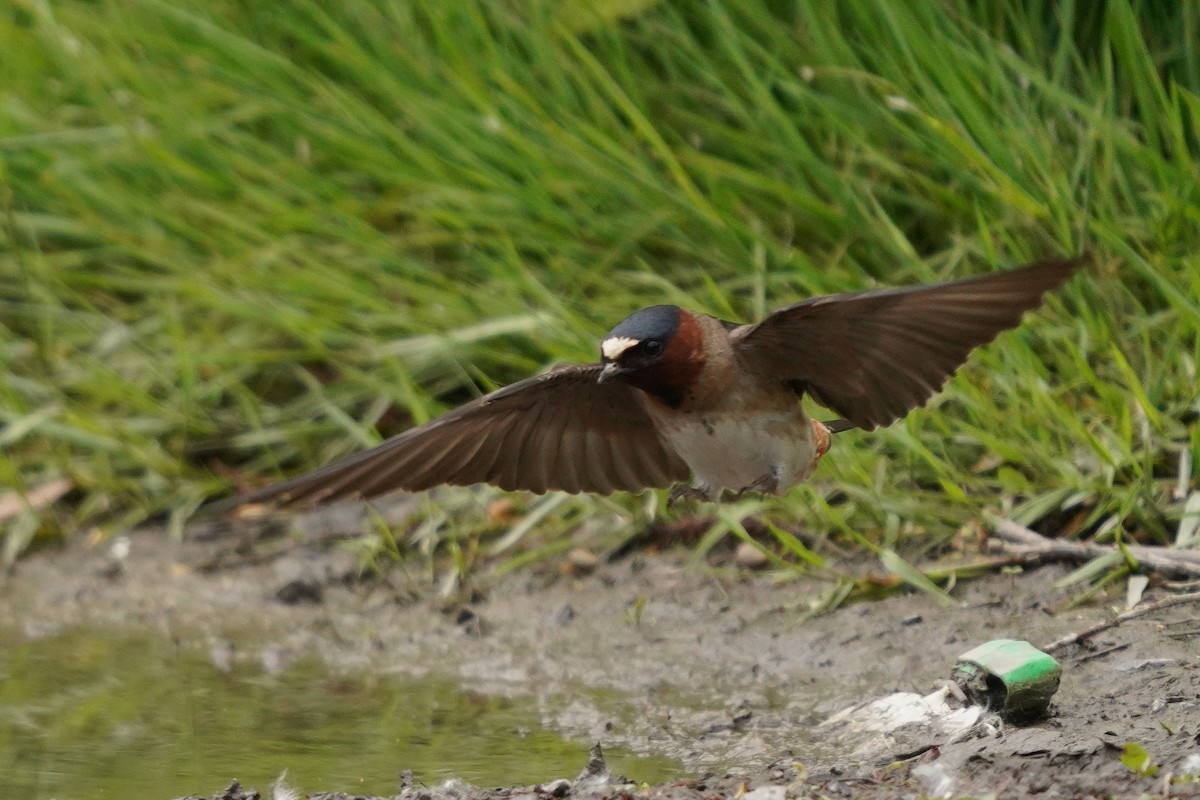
598, 362, 623, 384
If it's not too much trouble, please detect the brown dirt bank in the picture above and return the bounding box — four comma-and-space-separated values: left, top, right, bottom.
2, 498, 1198, 799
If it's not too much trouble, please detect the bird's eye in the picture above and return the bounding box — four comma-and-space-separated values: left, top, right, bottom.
643, 339, 663, 355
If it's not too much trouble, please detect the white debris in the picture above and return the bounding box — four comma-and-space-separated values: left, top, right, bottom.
820, 685, 983, 759
912, 762, 955, 798
272, 770, 299, 800
742, 785, 787, 800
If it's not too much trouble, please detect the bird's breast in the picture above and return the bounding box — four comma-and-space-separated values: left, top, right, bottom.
650, 401, 817, 494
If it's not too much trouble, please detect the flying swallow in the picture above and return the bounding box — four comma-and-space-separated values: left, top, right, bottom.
224, 257, 1081, 509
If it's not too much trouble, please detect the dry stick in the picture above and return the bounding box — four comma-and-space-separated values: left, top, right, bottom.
1041, 592, 1200, 654
987, 518, 1200, 653
989, 518, 1200, 580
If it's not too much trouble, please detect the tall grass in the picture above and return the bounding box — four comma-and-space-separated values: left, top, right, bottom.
2, 0, 1197, 573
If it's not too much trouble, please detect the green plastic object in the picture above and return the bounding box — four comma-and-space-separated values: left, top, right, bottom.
953, 639, 1062, 723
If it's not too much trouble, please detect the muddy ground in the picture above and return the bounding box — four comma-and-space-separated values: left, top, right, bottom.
3, 494, 1199, 799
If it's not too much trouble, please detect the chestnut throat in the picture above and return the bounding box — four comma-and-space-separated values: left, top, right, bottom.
623, 314, 706, 409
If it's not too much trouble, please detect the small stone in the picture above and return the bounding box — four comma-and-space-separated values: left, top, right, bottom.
734, 541, 769, 569
275, 577, 322, 605
487, 497, 518, 523
731, 704, 752, 726
565, 548, 599, 575
553, 604, 576, 626
214, 780, 260, 800
454, 607, 488, 638
576, 742, 608, 782
540, 778, 571, 797
273, 558, 323, 605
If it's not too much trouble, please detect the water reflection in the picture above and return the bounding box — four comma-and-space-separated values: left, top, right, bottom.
0, 627, 680, 798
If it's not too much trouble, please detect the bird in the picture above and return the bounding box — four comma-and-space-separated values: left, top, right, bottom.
222, 256, 1082, 510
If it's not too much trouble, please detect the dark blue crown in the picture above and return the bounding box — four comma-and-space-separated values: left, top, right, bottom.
605, 305, 680, 342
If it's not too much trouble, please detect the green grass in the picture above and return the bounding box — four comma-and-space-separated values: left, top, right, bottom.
2, 0, 1198, 583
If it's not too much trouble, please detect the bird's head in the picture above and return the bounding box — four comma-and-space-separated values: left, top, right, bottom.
598, 305, 705, 407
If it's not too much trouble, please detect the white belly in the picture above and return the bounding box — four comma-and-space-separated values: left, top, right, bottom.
658, 409, 817, 495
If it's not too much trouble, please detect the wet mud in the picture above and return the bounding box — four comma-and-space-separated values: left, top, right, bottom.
2, 497, 1198, 799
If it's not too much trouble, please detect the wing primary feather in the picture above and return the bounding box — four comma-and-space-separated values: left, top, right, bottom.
457, 414, 510, 486
580, 427, 619, 494
423, 418, 496, 485
490, 413, 533, 492
336, 430, 444, 497
371, 420, 489, 493
552, 427, 585, 494
628, 432, 672, 488
517, 403, 558, 494
733, 256, 1083, 430
241, 438, 405, 505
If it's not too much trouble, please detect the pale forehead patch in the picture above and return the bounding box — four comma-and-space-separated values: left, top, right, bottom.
601, 336, 640, 361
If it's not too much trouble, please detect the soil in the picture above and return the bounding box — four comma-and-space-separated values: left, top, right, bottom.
3, 494, 1199, 800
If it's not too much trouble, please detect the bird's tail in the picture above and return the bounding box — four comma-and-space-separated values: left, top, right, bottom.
822, 418, 857, 434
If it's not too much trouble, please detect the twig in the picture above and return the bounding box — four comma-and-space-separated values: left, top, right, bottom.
989, 518, 1200, 580
1041, 591, 1200, 654
1165, 629, 1200, 640
989, 518, 1200, 653
0, 478, 74, 522
1071, 643, 1130, 663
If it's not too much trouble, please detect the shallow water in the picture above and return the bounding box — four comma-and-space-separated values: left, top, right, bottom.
0, 627, 681, 798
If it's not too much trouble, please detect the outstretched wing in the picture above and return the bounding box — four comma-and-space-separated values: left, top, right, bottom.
230, 365, 690, 507
731, 257, 1083, 430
